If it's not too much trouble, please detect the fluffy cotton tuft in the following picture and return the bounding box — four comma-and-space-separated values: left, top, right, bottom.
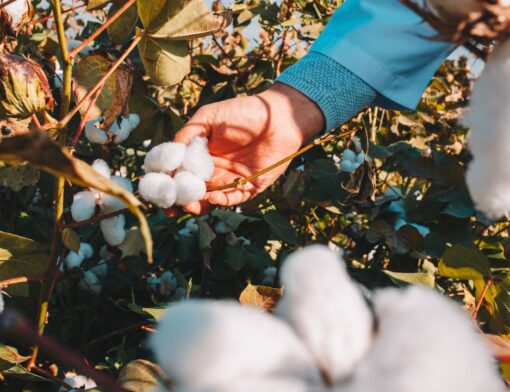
59, 372, 97, 392
139, 172, 177, 208
341, 286, 505, 392
71, 191, 97, 222
175, 378, 325, 392
110, 114, 140, 144
150, 300, 322, 389
84, 119, 108, 144
91, 159, 111, 180
79, 270, 102, 295
144, 142, 187, 174
100, 176, 133, 213
275, 245, 373, 383
174, 171, 207, 206
181, 137, 215, 181
64, 242, 94, 270
100, 215, 126, 246
463, 39, 510, 218
426, 0, 482, 23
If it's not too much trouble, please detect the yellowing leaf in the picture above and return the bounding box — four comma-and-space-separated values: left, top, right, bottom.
87, 0, 112, 10
143, 307, 165, 321
118, 359, 165, 392
438, 245, 491, 281
118, 228, 146, 258
136, 0, 187, 31
0, 162, 39, 191
61, 228, 80, 253
0, 131, 153, 262
73, 53, 133, 127
239, 283, 283, 312
137, 32, 190, 86
384, 270, 435, 288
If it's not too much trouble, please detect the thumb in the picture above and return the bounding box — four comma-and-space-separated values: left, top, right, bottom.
173, 108, 211, 145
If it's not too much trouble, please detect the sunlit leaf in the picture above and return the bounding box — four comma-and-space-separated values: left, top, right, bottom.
239, 283, 282, 311
438, 245, 491, 280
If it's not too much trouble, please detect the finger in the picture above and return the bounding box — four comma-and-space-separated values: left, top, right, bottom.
208, 188, 253, 207
182, 199, 213, 215
173, 112, 211, 145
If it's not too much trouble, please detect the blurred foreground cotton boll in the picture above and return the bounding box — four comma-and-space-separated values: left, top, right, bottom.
340, 286, 505, 392
71, 191, 97, 222
144, 142, 187, 174
91, 159, 111, 180
100, 215, 126, 246
175, 378, 326, 392
139, 172, 177, 208
463, 39, 510, 218
150, 300, 322, 389
426, 0, 482, 23
275, 245, 373, 383
181, 137, 215, 181
64, 243, 94, 270
174, 171, 207, 206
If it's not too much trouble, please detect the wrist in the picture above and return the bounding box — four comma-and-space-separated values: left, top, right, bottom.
258, 82, 325, 145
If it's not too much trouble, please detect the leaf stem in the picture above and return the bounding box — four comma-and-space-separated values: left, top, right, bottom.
70, 88, 101, 147
473, 277, 494, 322
68, 0, 137, 59
208, 128, 360, 192
0, 275, 44, 288
212, 36, 249, 95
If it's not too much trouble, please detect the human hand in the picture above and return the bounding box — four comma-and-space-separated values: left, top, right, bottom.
173, 83, 324, 215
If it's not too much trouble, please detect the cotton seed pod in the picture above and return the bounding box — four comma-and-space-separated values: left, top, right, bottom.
71, 191, 97, 222
100, 215, 126, 246
426, 0, 482, 24
174, 171, 207, 206
144, 142, 187, 174
138, 172, 177, 208
0, 53, 54, 119
0, 0, 33, 36
84, 118, 109, 144
91, 159, 111, 180
181, 137, 215, 181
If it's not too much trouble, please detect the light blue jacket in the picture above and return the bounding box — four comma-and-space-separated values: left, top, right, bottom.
277, 0, 457, 131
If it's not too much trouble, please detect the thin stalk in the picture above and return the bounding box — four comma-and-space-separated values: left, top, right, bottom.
473, 277, 494, 322
212, 36, 249, 95
68, 0, 137, 59
61, 208, 129, 229
30, 4, 86, 26
56, 35, 142, 129
208, 128, 361, 192
71, 88, 101, 147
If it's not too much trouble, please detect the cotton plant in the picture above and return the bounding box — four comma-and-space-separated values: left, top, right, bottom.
148, 245, 505, 392
139, 137, 214, 208
84, 114, 141, 145
339, 137, 366, 173
464, 38, 510, 219
63, 242, 94, 271
383, 188, 430, 237
70, 159, 131, 246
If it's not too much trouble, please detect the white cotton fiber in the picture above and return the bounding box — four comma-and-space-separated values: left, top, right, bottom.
91, 159, 111, 180
79, 270, 102, 295
71, 191, 97, 222
59, 372, 97, 392
175, 378, 326, 392
144, 142, 187, 174
150, 300, 322, 389
462, 39, 510, 219
110, 114, 140, 144
64, 242, 94, 270
84, 118, 108, 144
275, 245, 373, 383
100, 215, 126, 246
79, 243, 94, 259
426, 0, 481, 23
4, 0, 31, 30
342, 149, 357, 163
138, 173, 177, 208
181, 137, 215, 181
341, 286, 505, 392
159, 271, 178, 297
100, 176, 133, 213
174, 171, 207, 206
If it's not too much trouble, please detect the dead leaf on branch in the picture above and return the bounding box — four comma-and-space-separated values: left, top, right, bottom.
343, 159, 376, 205
0, 162, 39, 192
73, 52, 133, 128
0, 0, 33, 37
239, 283, 283, 311
0, 131, 153, 262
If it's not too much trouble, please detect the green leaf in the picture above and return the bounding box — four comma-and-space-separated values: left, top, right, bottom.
0, 163, 39, 191
0, 345, 29, 372
438, 245, 491, 280
125, 95, 160, 145
143, 307, 165, 321
211, 209, 257, 231
137, 32, 191, 86
198, 220, 216, 251
108, 2, 139, 44
0, 231, 49, 296
136, 0, 184, 31
384, 271, 435, 288
263, 211, 299, 246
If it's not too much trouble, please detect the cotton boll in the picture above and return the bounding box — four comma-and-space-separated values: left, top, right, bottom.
355, 152, 365, 165
110, 114, 140, 144
176, 378, 325, 392
426, 0, 482, 23
64, 243, 93, 270
79, 243, 94, 259
59, 372, 97, 392
159, 271, 178, 297
261, 266, 277, 286
100, 215, 126, 246
91, 159, 111, 180
66, 39, 93, 56
174, 171, 207, 206
466, 158, 510, 219
71, 191, 97, 222
340, 160, 355, 173
0, 293, 4, 313
275, 245, 373, 383
100, 175, 134, 213
138, 173, 177, 208
181, 137, 215, 181
144, 142, 187, 174
99, 245, 114, 261
343, 286, 505, 392
342, 149, 356, 163
79, 270, 102, 295
84, 119, 108, 144
150, 300, 322, 389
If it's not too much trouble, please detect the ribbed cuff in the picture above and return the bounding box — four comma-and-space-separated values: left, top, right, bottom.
276, 52, 379, 132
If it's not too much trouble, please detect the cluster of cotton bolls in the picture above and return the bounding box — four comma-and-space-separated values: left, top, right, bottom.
149, 245, 505, 392
339, 137, 366, 173
382, 188, 430, 237
463, 39, 510, 219
62, 243, 109, 295
70, 159, 132, 246
85, 114, 140, 145
147, 271, 186, 300
139, 137, 214, 208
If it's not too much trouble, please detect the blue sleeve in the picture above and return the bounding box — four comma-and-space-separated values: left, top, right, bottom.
276, 0, 458, 131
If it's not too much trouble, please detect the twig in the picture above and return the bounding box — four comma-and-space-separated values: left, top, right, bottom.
61, 208, 129, 229
212, 36, 249, 95
0, 311, 128, 392
31, 365, 73, 390
82, 322, 153, 350
473, 277, 494, 321
69, 0, 137, 59
31, 114, 42, 129
208, 128, 361, 192
275, 29, 288, 76
30, 4, 86, 26
71, 88, 102, 147
55, 34, 142, 129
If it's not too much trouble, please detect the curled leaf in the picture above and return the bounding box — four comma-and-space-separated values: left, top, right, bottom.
108, 1, 139, 44
343, 159, 376, 204
0, 54, 54, 119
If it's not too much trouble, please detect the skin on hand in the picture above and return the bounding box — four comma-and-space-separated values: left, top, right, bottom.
173, 83, 325, 215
